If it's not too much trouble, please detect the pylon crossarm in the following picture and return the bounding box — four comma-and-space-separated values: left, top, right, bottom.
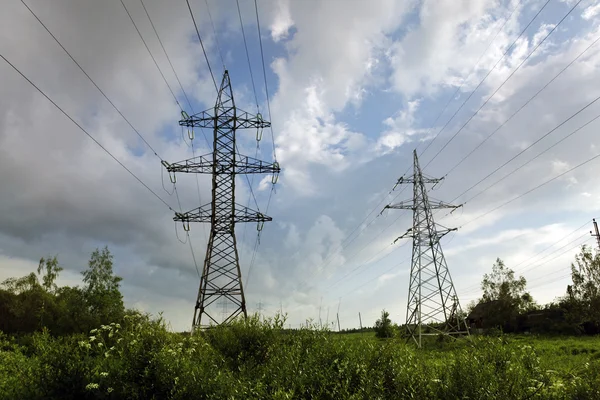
428, 201, 461, 210
386, 201, 414, 210
164, 154, 280, 175
233, 109, 272, 129
179, 110, 214, 128
174, 203, 273, 224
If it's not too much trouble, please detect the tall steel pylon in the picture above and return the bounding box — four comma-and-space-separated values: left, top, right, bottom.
384, 149, 468, 347
162, 70, 280, 330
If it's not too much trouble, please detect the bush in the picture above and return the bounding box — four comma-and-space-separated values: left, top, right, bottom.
374, 310, 395, 339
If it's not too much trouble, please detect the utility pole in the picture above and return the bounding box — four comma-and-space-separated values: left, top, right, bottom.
336, 298, 341, 332
257, 301, 264, 317
164, 71, 280, 330
383, 149, 469, 347
591, 219, 600, 251
359, 312, 363, 330
318, 297, 322, 328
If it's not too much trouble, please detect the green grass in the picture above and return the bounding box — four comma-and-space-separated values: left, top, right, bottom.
2, 315, 600, 399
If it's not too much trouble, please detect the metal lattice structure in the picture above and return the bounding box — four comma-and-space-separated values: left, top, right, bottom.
163, 70, 280, 330
384, 149, 468, 347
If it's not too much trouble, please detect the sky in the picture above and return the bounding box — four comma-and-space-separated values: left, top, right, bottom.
1, 0, 600, 331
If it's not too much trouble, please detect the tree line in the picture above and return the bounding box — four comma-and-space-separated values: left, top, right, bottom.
0, 247, 125, 336
465, 244, 600, 334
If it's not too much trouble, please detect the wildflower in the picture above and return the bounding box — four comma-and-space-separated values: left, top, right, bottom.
89, 336, 96, 342
100, 372, 109, 377
86, 383, 100, 390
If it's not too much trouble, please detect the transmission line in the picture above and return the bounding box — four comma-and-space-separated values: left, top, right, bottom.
513, 220, 591, 270
21, 0, 208, 281
236, 0, 259, 112
139, 0, 192, 110
20, 0, 162, 160
447, 93, 600, 205
254, 0, 277, 162
184, 0, 218, 93
458, 110, 600, 208
0, 52, 175, 212
445, 33, 600, 177
462, 151, 600, 228
423, 0, 581, 170
307, 0, 530, 278
418, 0, 527, 157
120, 0, 184, 108
204, 0, 225, 69
459, 219, 591, 295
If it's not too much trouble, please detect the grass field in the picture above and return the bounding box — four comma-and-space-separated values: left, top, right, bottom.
2, 315, 600, 399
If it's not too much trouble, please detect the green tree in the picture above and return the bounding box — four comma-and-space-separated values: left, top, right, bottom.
482, 258, 534, 311
374, 309, 394, 338
36, 256, 63, 293
564, 245, 600, 333
477, 258, 535, 331
82, 247, 124, 326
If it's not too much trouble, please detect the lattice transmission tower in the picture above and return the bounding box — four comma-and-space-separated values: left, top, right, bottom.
384, 149, 468, 347
163, 70, 280, 330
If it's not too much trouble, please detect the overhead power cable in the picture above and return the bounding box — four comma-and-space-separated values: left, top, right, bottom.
423, 0, 582, 170
445, 32, 600, 177
307, 0, 528, 278
120, 0, 183, 108
462, 151, 600, 227
137, 0, 210, 149
448, 93, 600, 205
254, 0, 277, 162
236, 0, 259, 112
20, 0, 162, 160
204, 0, 225, 69
458, 110, 600, 207
185, 0, 218, 93
0, 52, 175, 211
418, 0, 527, 157
139, 0, 193, 111
458, 219, 591, 295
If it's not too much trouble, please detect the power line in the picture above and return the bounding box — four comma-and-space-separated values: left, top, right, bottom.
446, 32, 600, 177
138, 0, 211, 150
423, 0, 581, 170
139, 0, 192, 110
21, 0, 206, 283
0, 52, 175, 211
20, 0, 162, 160
418, 0, 526, 157
513, 220, 591, 270
236, 0, 259, 112
204, 0, 225, 69
462, 151, 600, 228
448, 93, 600, 205
460, 110, 600, 207
120, 0, 182, 108
458, 219, 591, 295
184, 0, 218, 93
254, 0, 277, 161
419, 0, 550, 161
309, 0, 530, 280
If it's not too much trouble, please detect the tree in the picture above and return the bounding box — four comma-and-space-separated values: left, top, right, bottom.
482, 258, 535, 311
37, 256, 63, 293
477, 258, 535, 331
374, 309, 394, 338
564, 245, 600, 333
82, 246, 124, 325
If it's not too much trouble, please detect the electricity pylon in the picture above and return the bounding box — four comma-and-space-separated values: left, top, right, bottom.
384, 149, 468, 347
163, 70, 280, 330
